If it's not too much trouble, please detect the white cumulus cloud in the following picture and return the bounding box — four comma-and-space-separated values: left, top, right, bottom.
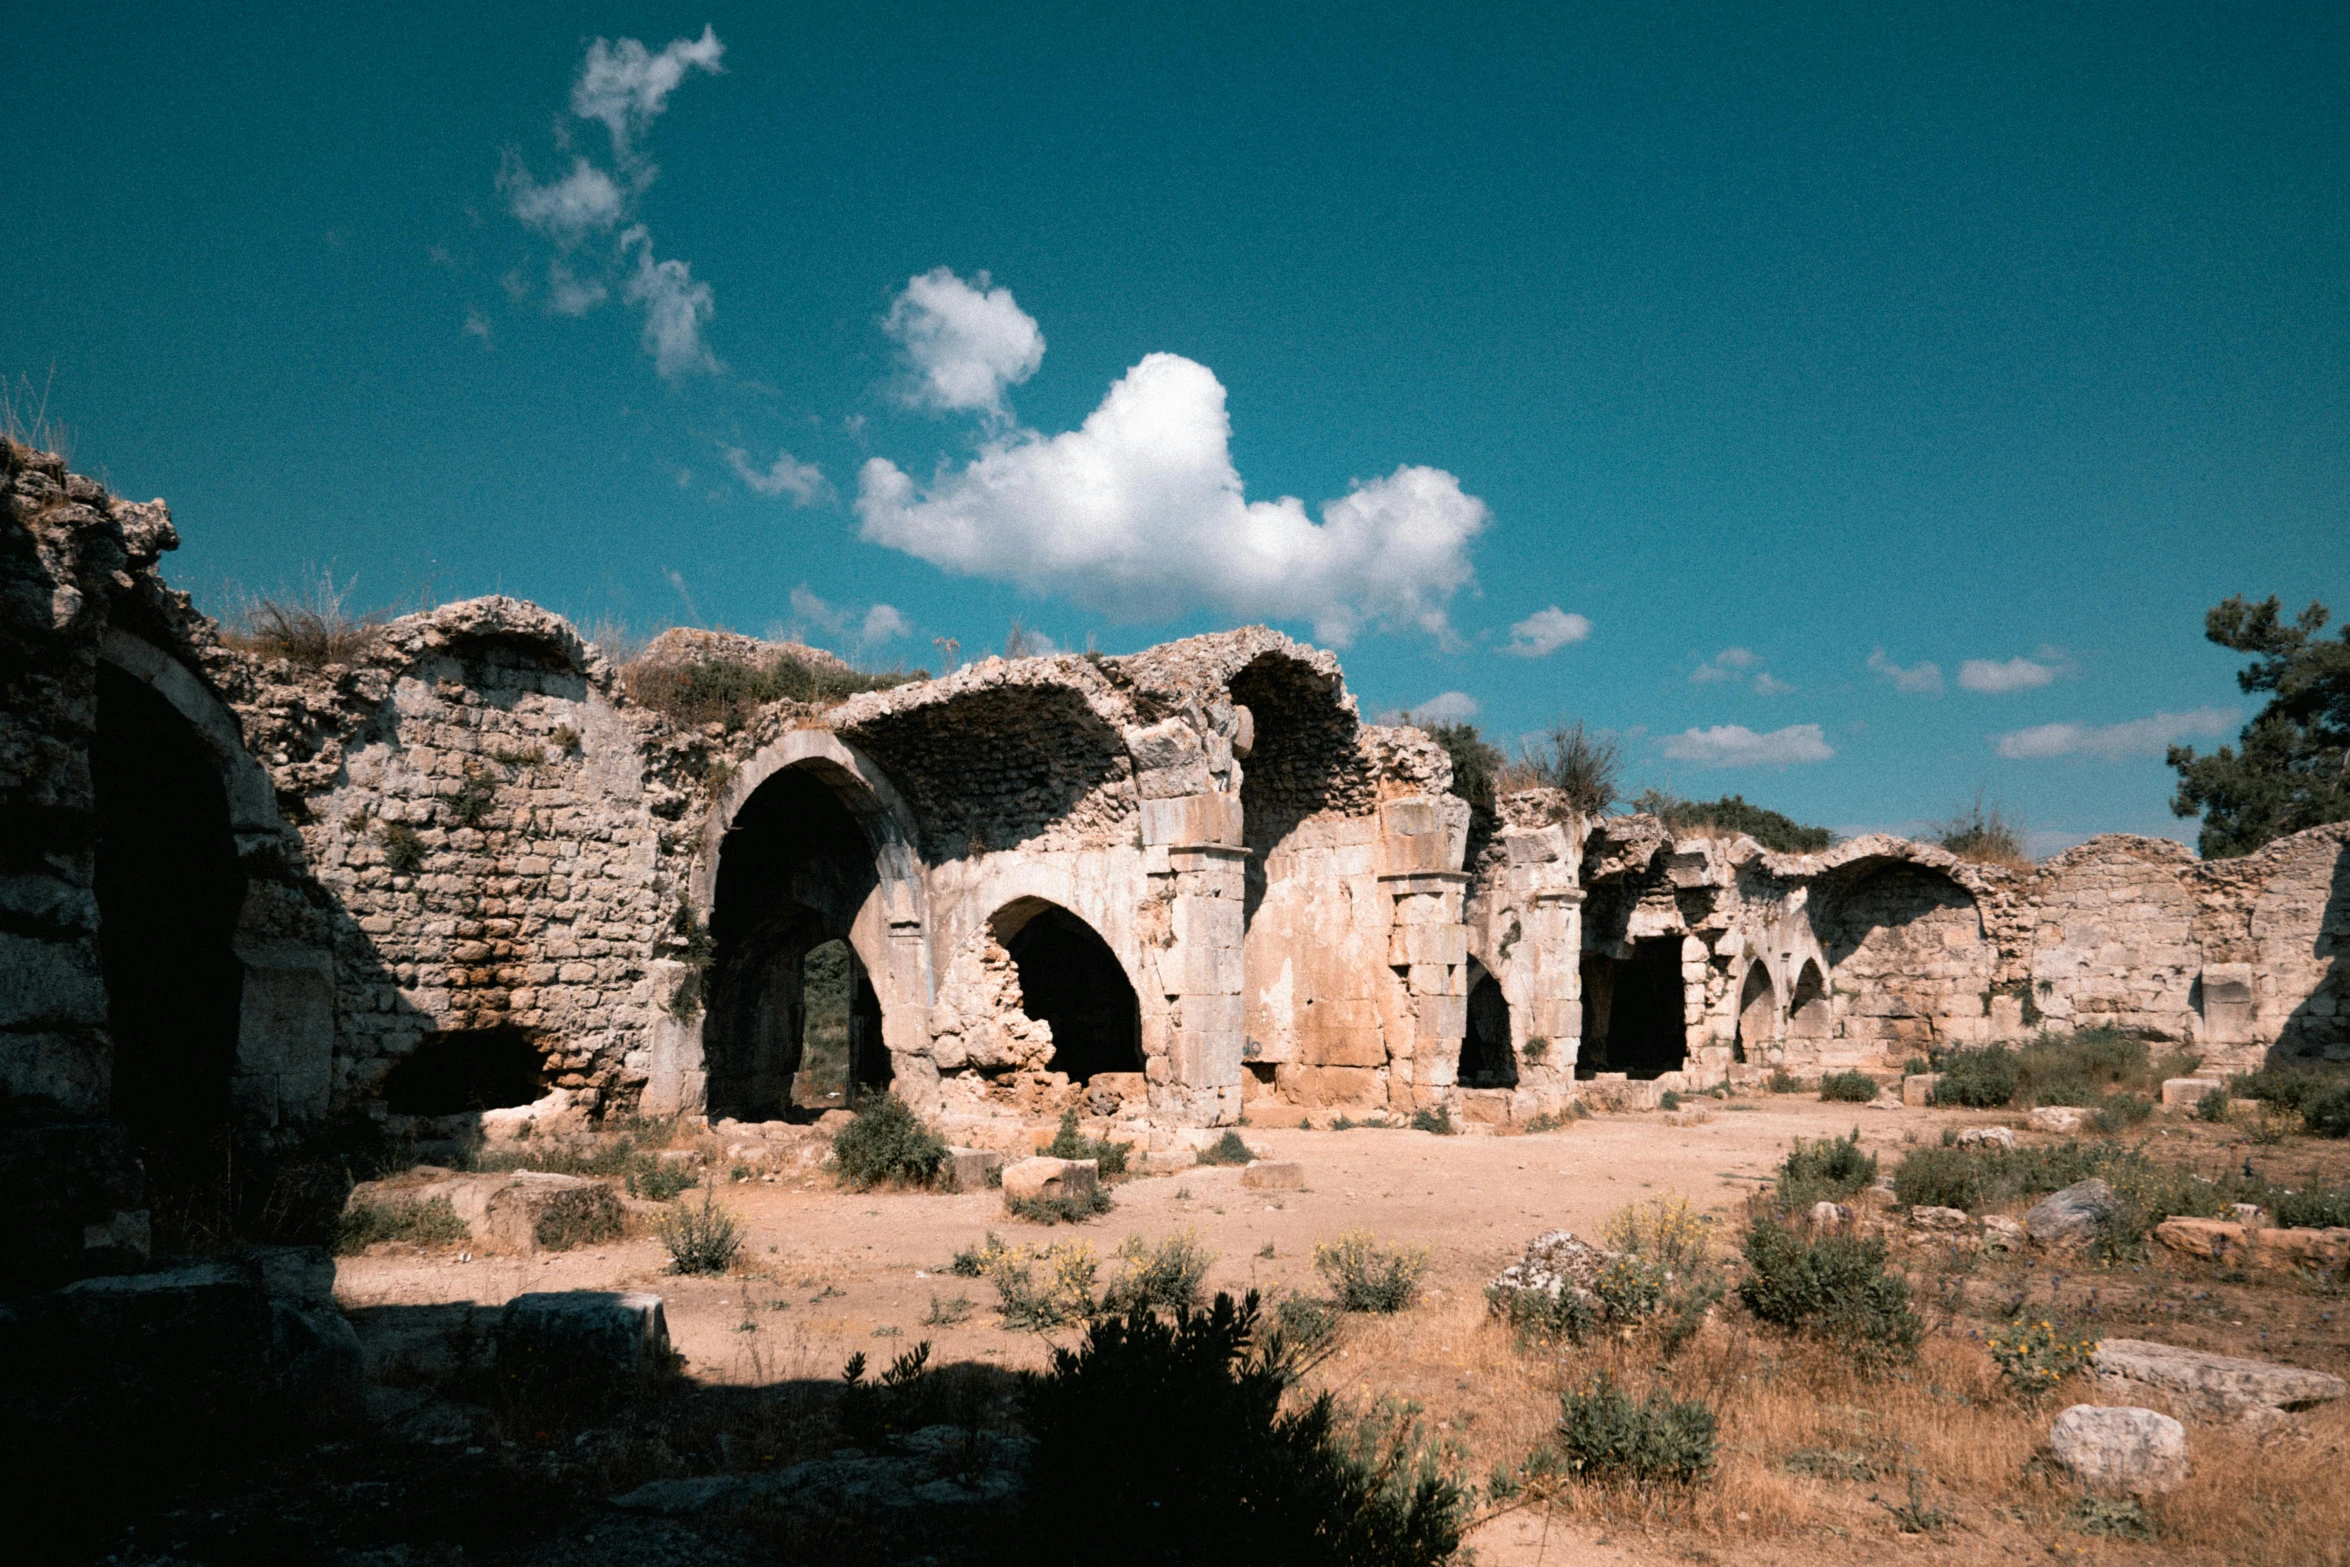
856, 350, 1485, 645
1752, 672, 1795, 696
725, 446, 830, 506
860, 604, 911, 643
1867, 649, 1943, 694
501, 155, 627, 246
789, 586, 911, 648
547, 261, 608, 316
1690, 647, 1759, 683
1958, 655, 2063, 693
1992, 707, 2236, 762
1503, 606, 1591, 657
1407, 691, 1481, 723
883, 268, 1046, 422
622, 228, 718, 379
571, 26, 725, 160
1658, 723, 1835, 767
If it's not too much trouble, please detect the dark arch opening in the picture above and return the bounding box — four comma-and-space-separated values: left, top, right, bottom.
1734, 962, 1775, 1064
1461, 962, 1517, 1088
1576, 938, 1687, 1079
791, 938, 892, 1110
706, 766, 884, 1120
1788, 960, 1830, 1043
93, 663, 247, 1164
996, 902, 1142, 1082
381, 1027, 545, 1115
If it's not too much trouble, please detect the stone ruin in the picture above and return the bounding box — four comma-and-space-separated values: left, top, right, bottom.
5, 441, 2347, 1286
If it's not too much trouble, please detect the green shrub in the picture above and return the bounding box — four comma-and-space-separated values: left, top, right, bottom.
832, 1093, 947, 1190
1408, 1105, 1456, 1135
1775, 1129, 1878, 1208
1818, 1071, 1880, 1103
2092, 1093, 2155, 1132
1197, 1130, 1258, 1166
2231, 1064, 2350, 1116
1766, 1068, 1802, 1094
1986, 1316, 2099, 1400
1007, 1187, 1115, 1225
1272, 1292, 1344, 1357
1893, 1138, 2256, 1238
2196, 1087, 2230, 1123
1020, 1292, 1467, 1565
336, 1194, 467, 1253
1315, 1230, 1430, 1313
1553, 1373, 1718, 1484
626, 1159, 697, 1202
2274, 1188, 2350, 1229
1103, 1230, 1216, 1315
1737, 1219, 1922, 1364
1931, 1046, 2020, 1108
2068, 1495, 2152, 1540
448, 767, 498, 828
623, 651, 918, 730
1042, 1108, 1133, 1178
1487, 1281, 1596, 1345
2302, 1086, 2350, 1139
656, 1189, 743, 1275
982, 1238, 1100, 1330
2012, 1028, 2178, 1107
1891, 1145, 1982, 1210
376, 821, 425, 874
532, 1184, 623, 1250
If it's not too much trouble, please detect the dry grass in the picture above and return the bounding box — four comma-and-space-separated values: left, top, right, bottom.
220, 566, 385, 667
1299, 1275, 2350, 1564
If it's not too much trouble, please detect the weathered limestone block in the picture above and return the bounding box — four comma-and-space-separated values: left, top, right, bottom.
2024, 1178, 2118, 1253
2159, 1077, 2224, 1107
2198, 963, 2256, 1045
2029, 1106, 2087, 1133
1000, 1157, 1096, 1204
1901, 1073, 1940, 1106
1957, 1125, 2017, 1149
343, 1168, 615, 1251
2091, 1337, 2346, 1425
496, 1290, 671, 1383
2153, 1217, 2350, 1273
1240, 1160, 1305, 1190
2048, 1405, 2188, 1494
941, 1146, 1005, 1192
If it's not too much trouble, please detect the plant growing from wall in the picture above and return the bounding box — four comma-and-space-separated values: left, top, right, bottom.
448, 766, 498, 829
376, 821, 425, 874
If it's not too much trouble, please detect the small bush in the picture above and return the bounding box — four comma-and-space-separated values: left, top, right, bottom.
2231, 1064, 2350, 1117
1986, 1316, 2098, 1400
532, 1184, 623, 1250
1766, 1068, 1802, 1094
1818, 1070, 1880, 1103
1197, 1130, 1258, 1165
1104, 1229, 1216, 1315
1272, 1292, 1343, 1357
1737, 1218, 1921, 1364
2013, 1028, 2159, 1107
2069, 1495, 2153, 1540
1007, 1187, 1115, 1225
448, 767, 498, 829
225, 567, 383, 666
1315, 1230, 1430, 1313
1931, 1045, 2020, 1108
2302, 1085, 2350, 1139
949, 1231, 1004, 1277
1891, 1145, 1982, 1210
981, 1238, 1099, 1331
832, 1093, 948, 1190
1409, 1105, 1456, 1136
2196, 1087, 2230, 1122
1602, 1194, 1712, 1273
1775, 1129, 1878, 1209
1554, 1373, 1718, 1484
2274, 1187, 2350, 1229
656, 1189, 743, 1275
377, 822, 425, 874
623, 650, 917, 730
626, 1159, 697, 1202
1042, 1108, 1133, 1178
337, 1194, 466, 1253
1488, 1281, 1596, 1345
2091, 1092, 2155, 1133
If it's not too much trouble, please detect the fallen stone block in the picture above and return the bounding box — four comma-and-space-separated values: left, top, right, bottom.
1908, 1205, 1973, 1231
1982, 1215, 2026, 1251
2152, 1217, 2350, 1274
1240, 1160, 1305, 1190
344, 1168, 617, 1251
1000, 1157, 1097, 1205
1808, 1201, 1852, 1229
2025, 1178, 2118, 1253
496, 1290, 671, 1385
1902, 1073, 1941, 1107
942, 1146, 1005, 1193
2091, 1337, 2346, 1426
2161, 1077, 2225, 1108
2029, 1106, 2087, 1133
1957, 1125, 2017, 1150
1085, 1072, 1149, 1115
2049, 1404, 2188, 1495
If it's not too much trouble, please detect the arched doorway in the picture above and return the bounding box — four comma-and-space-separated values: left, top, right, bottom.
1735, 961, 1776, 1063
92, 663, 247, 1174
1577, 938, 1687, 1079
1787, 960, 1830, 1045
992, 900, 1142, 1082
1460, 961, 1516, 1088
705, 766, 888, 1120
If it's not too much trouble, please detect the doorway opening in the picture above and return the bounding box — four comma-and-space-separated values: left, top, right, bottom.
1735, 962, 1776, 1063
995, 901, 1143, 1082
1788, 960, 1830, 1044
1460, 961, 1517, 1088
381, 1027, 546, 1115
1576, 938, 1687, 1079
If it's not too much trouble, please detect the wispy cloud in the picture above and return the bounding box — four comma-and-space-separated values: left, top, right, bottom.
860, 604, 911, 643
1958, 653, 2069, 693
462, 308, 493, 345
571, 26, 725, 160
1403, 691, 1480, 723
789, 584, 911, 647
547, 261, 608, 316
621, 227, 718, 379
725, 446, 831, 506
1992, 707, 2236, 761
1502, 606, 1591, 657
1752, 672, 1794, 696
1866, 648, 1943, 695
883, 268, 1046, 423
1658, 723, 1834, 767
500, 156, 627, 247
1691, 646, 1791, 694
858, 330, 1485, 646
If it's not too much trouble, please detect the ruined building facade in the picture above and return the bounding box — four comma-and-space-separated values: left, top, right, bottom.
6, 446, 2346, 1285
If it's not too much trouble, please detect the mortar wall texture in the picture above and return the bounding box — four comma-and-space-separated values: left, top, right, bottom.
5, 447, 2348, 1284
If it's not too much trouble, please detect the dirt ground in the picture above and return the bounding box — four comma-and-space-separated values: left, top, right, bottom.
330, 1095, 2350, 1566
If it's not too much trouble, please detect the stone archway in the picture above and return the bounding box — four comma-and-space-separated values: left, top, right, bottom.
989, 898, 1143, 1083
1460, 959, 1516, 1088
1735, 959, 1776, 1063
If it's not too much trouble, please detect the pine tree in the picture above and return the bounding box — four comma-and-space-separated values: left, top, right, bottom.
2168, 595, 2350, 857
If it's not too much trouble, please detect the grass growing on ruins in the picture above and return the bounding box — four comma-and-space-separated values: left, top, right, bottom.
1316, 1230, 1431, 1313
337, 1192, 468, 1252
1931, 791, 2032, 869
622, 648, 918, 729
1409, 1104, 1458, 1135
1006, 1186, 1115, 1224
1040, 1107, 1133, 1177
220, 566, 385, 667
530, 1184, 623, 1250
376, 820, 425, 873
832, 1092, 948, 1189
472, 1119, 698, 1200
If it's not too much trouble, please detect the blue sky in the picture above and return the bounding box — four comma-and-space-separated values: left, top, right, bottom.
7, 3, 2345, 850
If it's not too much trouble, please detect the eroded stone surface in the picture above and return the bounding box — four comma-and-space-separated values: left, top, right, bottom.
2092, 1337, 2348, 1424
2048, 1404, 2188, 1494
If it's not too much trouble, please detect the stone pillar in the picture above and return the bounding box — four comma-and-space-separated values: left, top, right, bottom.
1141, 792, 1247, 1124
1376, 796, 1472, 1113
